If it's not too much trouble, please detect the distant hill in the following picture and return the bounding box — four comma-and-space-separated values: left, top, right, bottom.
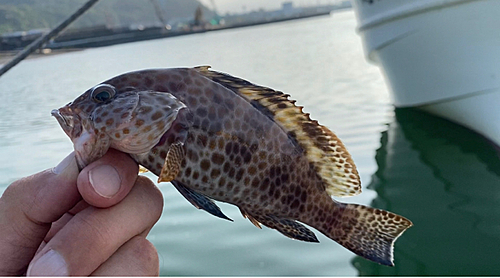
0, 0, 214, 35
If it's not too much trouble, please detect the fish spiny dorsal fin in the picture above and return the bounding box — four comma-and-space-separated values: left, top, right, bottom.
194, 66, 361, 197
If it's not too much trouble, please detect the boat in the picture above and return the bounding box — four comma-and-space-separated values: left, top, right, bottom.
351, 0, 500, 145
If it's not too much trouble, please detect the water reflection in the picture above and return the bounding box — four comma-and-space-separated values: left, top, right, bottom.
353, 108, 500, 276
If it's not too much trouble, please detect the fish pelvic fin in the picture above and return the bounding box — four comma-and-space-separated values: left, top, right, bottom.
171, 180, 233, 221
193, 66, 361, 197
329, 204, 412, 266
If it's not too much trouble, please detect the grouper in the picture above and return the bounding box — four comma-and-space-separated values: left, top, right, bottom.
52, 66, 412, 266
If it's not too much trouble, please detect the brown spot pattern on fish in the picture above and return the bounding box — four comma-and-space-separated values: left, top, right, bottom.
194, 66, 361, 197
52, 66, 412, 267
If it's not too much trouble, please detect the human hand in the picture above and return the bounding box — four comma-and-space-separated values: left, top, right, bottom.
0, 149, 163, 276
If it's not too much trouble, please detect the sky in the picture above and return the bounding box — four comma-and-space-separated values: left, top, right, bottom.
198, 0, 343, 14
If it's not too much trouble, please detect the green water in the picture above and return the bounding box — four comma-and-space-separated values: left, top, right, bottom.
355, 109, 500, 275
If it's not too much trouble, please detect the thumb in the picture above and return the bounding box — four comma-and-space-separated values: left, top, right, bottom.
0, 152, 81, 275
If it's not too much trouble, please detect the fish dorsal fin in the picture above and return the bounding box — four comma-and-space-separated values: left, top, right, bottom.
194, 66, 361, 197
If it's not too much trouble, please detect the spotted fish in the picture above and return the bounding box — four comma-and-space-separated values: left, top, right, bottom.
52, 66, 412, 266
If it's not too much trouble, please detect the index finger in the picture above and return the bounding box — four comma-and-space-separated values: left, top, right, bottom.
0, 150, 140, 275
0, 152, 80, 275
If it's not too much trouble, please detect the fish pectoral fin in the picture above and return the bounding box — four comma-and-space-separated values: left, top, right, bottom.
139, 165, 149, 173
239, 208, 262, 229
171, 180, 233, 221
158, 142, 185, 183
250, 214, 319, 243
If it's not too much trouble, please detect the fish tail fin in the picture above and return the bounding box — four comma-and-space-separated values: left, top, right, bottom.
327, 204, 412, 266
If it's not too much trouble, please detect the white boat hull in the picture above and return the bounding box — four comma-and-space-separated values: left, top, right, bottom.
419, 89, 500, 144
351, 0, 500, 144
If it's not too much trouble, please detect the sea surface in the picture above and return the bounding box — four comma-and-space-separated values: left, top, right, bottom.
2, 10, 500, 276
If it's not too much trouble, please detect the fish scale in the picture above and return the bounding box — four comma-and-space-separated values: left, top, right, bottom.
52, 66, 412, 266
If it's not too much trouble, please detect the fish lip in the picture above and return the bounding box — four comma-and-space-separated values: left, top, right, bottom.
51, 109, 62, 121
52, 106, 81, 141
52, 107, 74, 128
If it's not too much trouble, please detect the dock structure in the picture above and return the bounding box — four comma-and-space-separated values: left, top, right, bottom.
0, 0, 100, 77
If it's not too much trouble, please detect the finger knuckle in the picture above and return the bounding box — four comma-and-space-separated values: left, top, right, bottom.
128, 237, 160, 275
135, 176, 164, 220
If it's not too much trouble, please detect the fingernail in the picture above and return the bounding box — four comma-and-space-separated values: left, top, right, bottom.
88, 165, 121, 198
27, 249, 68, 276
52, 152, 78, 176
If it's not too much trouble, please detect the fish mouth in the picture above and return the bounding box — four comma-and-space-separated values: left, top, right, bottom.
51, 106, 81, 139
52, 106, 96, 169
51, 108, 73, 128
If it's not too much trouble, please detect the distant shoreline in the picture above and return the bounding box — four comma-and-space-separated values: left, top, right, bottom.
0, 9, 348, 66
0, 49, 83, 66
46, 10, 340, 50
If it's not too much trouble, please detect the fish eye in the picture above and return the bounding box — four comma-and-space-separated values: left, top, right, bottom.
91, 84, 116, 103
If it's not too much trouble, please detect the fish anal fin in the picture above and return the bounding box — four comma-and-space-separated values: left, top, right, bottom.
326, 204, 413, 266
239, 208, 262, 229
171, 180, 232, 221
158, 142, 185, 183
250, 213, 319, 243
193, 67, 361, 197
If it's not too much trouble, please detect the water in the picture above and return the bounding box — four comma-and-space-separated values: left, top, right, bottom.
1, 10, 500, 276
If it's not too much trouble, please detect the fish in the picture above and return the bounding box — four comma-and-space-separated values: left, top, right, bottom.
52, 66, 412, 266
